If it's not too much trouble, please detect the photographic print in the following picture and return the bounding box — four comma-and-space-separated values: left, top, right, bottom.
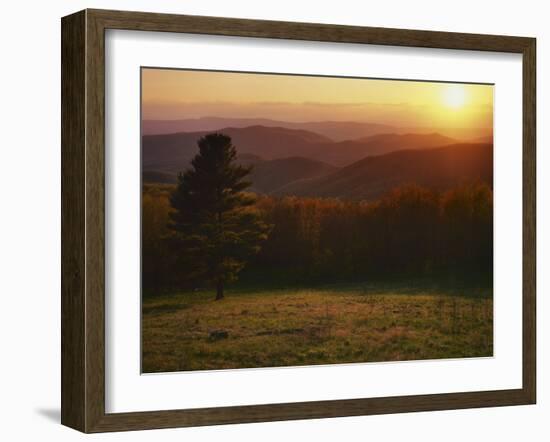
141, 68, 494, 373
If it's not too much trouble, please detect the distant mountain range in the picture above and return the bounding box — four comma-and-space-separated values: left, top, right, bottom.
142, 117, 395, 142
143, 125, 459, 169
248, 157, 338, 194
142, 116, 492, 142
275, 143, 493, 200
142, 123, 493, 200
304, 132, 456, 166
142, 125, 331, 172
142, 134, 493, 200
143, 155, 338, 195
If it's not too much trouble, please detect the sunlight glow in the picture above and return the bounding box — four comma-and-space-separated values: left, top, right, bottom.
443, 84, 467, 109
142, 69, 492, 133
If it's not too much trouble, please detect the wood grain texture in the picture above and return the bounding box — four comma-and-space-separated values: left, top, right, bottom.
90, 389, 531, 433
61, 10, 86, 432
60, 8, 537, 433
90, 8, 532, 52
84, 10, 107, 433
522, 38, 537, 403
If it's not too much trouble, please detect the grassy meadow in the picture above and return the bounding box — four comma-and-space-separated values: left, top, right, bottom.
142, 282, 493, 373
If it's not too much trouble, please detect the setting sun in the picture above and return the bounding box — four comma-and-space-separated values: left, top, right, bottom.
443, 84, 467, 109
142, 70, 493, 136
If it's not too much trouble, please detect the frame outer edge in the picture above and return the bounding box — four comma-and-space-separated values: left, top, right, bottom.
522, 37, 536, 404
84, 9, 108, 433
86, 8, 533, 52
61, 10, 87, 432
60, 8, 537, 433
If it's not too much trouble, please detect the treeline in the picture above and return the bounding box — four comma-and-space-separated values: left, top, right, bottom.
142, 182, 493, 292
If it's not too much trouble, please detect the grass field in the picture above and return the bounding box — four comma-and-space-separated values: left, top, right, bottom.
142, 282, 493, 373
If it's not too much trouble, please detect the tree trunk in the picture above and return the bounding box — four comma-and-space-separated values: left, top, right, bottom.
215, 281, 224, 300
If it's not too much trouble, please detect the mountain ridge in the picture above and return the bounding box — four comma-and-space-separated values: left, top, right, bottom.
143, 125, 462, 169
143, 155, 339, 195
275, 142, 493, 201
142, 116, 492, 142
142, 117, 395, 141
142, 125, 332, 172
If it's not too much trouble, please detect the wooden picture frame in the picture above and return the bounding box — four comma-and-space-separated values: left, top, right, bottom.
61, 8, 536, 433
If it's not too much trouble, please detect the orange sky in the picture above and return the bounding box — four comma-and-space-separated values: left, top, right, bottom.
141, 68, 493, 131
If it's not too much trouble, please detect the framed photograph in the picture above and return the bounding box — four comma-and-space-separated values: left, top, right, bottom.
61, 9, 536, 433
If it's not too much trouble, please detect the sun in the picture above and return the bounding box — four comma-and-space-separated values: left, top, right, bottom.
443, 84, 467, 109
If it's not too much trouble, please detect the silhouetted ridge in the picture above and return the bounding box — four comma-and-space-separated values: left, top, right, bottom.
275, 143, 493, 200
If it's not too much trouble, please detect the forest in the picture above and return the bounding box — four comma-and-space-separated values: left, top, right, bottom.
142, 180, 493, 294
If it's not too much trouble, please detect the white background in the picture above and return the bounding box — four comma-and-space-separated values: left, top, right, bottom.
0, 0, 548, 440
106, 30, 523, 413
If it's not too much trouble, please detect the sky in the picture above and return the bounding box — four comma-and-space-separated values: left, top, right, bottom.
141, 68, 493, 131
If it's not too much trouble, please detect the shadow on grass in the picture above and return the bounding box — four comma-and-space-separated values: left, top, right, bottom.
227, 277, 492, 299
144, 278, 492, 303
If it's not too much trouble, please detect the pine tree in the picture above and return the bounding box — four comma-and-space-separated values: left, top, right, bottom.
169, 133, 271, 300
